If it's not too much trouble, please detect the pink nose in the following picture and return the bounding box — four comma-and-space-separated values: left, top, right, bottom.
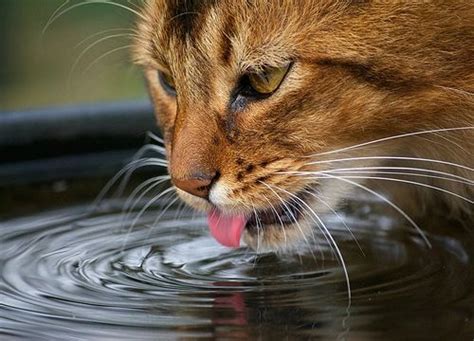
172, 174, 215, 199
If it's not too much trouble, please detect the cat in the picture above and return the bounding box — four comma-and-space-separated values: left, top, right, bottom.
133, 0, 473, 252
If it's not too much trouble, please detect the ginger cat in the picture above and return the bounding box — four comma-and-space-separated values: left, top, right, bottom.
133, 0, 473, 251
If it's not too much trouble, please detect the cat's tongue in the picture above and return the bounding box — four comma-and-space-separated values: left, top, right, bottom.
207, 210, 247, 248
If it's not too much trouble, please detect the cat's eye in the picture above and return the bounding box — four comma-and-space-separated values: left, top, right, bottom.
158, 71, 176, 95
247, 63, 291, 95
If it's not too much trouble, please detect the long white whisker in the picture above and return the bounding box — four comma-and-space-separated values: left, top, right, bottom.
260, 194, 288, 248
121, 176, 171, 228
261, 183, 314, 253
90, 158, 167, 210
313, 127, 473, 156
306, 156, 474, 173
42, 0, 70, 36
121, 186, 176, 251
262, 182, 322, 263
70, 33, 136, 84
248, 200, 261, 260
129, 186, 176, 231
75, 28, 136, 48
323, 169, 474, 186
323, 175, 474, 204
83, 44, 133, 74
321, 173, 432, 247
305, 190, 366, 257
146, 132, 166, 148
145, 195, 181, 239
290, 166, 473, 184
113, 158, 167, 198
43, 0, 145, 35
435, 85, 474, 97
284, 166, 474, 186
114, 144, 168, 196
293, 171, 473, 204
265, 183, 352, 306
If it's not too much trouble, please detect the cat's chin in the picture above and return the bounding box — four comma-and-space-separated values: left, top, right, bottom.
242, 218, 316, 253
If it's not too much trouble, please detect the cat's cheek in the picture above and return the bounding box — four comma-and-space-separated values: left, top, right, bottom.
144, 70, 177, 142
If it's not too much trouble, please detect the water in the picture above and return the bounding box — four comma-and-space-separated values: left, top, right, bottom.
1, 185, 474, 340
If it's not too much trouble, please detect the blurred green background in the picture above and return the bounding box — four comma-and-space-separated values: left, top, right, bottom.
0, 0, 146, 111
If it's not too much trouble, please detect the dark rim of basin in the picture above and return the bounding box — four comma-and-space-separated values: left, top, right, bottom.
0, 100, 162, 187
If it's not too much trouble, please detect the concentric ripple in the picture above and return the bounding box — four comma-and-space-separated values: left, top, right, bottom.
1, 198, 474, 340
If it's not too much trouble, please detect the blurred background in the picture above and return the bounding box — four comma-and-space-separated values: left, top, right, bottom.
0, 0, 146, 111
0, 1, 158, 210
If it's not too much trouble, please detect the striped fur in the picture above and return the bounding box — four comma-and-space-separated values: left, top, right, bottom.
134, 0, 473, 251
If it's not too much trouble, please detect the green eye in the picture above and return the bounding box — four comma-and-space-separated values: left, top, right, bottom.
158, 71, 176, 95
248, 63, 291, 94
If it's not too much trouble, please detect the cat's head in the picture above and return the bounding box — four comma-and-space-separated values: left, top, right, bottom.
134, 0, 473, 251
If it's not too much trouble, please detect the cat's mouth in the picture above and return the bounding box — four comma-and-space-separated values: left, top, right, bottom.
245, 195, 304, 231
207, 191, 310, 248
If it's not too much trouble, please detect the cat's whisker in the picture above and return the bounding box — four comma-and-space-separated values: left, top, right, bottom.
286, 200, 321, 263
136, 143, 167, 158
90, 157, 167, 210
260, 193, 288, 249
255, 209, 262, 255
168, 11, 199, 24
315, 173, 432, 248
146, 132, 166, 148
249, 198, 265, 256
126, 0, 144, 12
305, 155, 474, 173
282, 166, 474, 185
145, 194, 181, 239
248, 201, 260, 264
332, 170, 473, 186
82, 44, 134, 74
70, 33, 138, 83
312, 127, 473, 157
114, 143, 168, 196
435, 85, 474, 97
326, 167, 474, 185
266, 182, 335, 261
42, 0, 70, 36
261, 182, 319, 261
325, 175, 474, 204
121, 175, 171, 229
288, 170, 473, 204
121, 186, 177, 251
123, 175, 170, 214
112, 157, 167, 198
304, 190, 366, 257
75, 28, 137, 49
266, 182, 352, 306
43, 0, 145, 36
430, 132, 468, 153
176, 204, 194, 225
173, 199, 187, 220
130, 186, 176, 230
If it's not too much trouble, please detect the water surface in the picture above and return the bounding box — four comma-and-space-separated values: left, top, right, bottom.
1, 184, 473, 340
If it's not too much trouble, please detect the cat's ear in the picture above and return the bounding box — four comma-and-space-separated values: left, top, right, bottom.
248, 63, 291, 94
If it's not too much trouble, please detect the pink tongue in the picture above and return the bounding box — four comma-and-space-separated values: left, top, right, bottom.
207, 210, 247, 248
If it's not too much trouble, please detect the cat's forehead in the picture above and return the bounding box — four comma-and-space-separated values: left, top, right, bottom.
143, 0, 321, 72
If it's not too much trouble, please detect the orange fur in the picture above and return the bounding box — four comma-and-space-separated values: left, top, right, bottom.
134, 0, 473, 251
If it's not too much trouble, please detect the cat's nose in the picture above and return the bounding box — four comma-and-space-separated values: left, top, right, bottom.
172, 173, 217, 199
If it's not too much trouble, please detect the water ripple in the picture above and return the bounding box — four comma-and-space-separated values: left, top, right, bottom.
1, 200, 474, 339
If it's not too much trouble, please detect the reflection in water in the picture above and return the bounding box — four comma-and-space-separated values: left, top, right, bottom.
0, 198, 473, 339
